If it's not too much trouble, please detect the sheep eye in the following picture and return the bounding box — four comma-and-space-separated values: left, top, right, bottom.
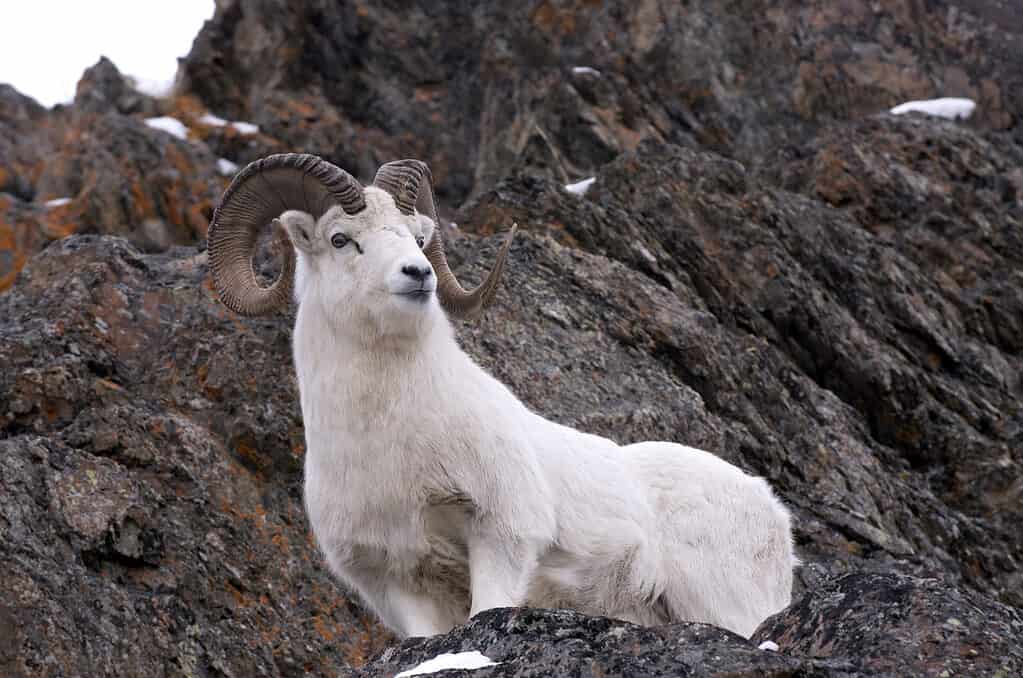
415, 235, 425, 249
331, 233, 349, 249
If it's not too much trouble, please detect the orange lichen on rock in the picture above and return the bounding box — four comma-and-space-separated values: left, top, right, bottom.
531, 0, 577, 36
39, 199, 85, 239
0, 210, 34, 292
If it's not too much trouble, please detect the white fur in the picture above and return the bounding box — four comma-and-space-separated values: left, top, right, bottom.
279, 187, 795, 639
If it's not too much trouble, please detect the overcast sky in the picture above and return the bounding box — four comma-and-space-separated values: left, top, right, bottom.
1, 1, 215, 107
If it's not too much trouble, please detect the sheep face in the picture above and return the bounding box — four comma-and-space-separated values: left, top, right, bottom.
280, 188, 440, 338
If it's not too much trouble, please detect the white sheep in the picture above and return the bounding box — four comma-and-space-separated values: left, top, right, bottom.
208, 154, 795, 639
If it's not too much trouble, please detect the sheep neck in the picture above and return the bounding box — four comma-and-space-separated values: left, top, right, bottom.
292, 293, 463, 463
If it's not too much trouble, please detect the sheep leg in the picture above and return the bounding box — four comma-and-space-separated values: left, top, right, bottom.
383, 583, 455, 637
341, 566, 453, 637
467, 529, 538, 617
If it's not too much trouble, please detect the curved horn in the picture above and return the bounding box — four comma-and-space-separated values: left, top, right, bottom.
208, 153, 366, 316
373, 159, 516, 319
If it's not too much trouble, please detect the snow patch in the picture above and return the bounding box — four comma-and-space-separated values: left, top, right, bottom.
231, 121, 260, 135
890, 97, 976, 120
199, 113, 229, 127
144, 116, 189, 140
216, 158, 239, 176
572, 66, 602, 77
44, 197, 72, 208
198, 114, 259, 135
394, 651, 499, 677
757, 640, 780, 652
565, 177, 596, 195
634, 242, 658, 264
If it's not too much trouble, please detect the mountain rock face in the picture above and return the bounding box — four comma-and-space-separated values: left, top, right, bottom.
1, 0, 1021, 676
178, 0, 1023, 202
0, 62, 226, 293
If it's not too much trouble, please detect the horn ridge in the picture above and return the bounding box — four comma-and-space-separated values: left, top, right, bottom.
208, 153, 366, 316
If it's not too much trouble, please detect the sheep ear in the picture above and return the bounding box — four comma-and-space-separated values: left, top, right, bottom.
417, 213, 438, 243
276, 211, 318, 252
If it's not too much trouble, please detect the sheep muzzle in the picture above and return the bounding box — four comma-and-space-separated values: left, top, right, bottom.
373, 159, 517, 320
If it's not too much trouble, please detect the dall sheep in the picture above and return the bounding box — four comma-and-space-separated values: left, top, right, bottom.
208, 154, 795, 639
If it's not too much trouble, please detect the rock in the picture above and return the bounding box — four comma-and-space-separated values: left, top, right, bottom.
177, 0, 1023, 203
3, 123, 1020, 665
0, 73, 228, 292
355, 572, 1023, 677
753, 572, 1023, 676
353, 607, 811, 677
73, 56, 160, 117
0, 238, 393, 676
0, 84, 49, 203
0, 85, 55, 289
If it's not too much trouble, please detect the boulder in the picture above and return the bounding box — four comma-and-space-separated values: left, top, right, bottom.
356, 573, 1023, 677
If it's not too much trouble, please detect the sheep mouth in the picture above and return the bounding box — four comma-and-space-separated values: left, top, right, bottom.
395, 289, 434, 302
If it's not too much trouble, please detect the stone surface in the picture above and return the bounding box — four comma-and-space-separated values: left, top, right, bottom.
753, 572, 1023, 676
354, 607, 812, 677
0, 238, 394, 676
0, 59, 229, 291
177, 0, 1023, 203
73, 56, 161, 117
357, 573, 1023, 677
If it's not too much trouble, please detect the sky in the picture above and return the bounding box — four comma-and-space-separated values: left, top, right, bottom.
1, 1, 215, 107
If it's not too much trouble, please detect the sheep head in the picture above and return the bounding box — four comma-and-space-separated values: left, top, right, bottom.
208, 154, 516, 323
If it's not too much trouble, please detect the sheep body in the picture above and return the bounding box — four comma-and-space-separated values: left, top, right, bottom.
290, 190, 794, 639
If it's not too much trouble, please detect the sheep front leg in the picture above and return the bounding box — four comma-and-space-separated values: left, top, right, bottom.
467, 527, 539, 617
383, 584, 455, 637
340, 565, 453, 638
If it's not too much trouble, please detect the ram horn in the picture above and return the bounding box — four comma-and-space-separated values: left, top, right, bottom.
373, 159, 516, 319
208, 153, 366, 316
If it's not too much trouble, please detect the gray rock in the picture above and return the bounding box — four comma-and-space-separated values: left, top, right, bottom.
177, 0, 1023, 203
353, 607, 812, 678
0, 238, 393, 676
754, 572, 1023, 676
356, 572, 1023, 677
73, 56, 161, 117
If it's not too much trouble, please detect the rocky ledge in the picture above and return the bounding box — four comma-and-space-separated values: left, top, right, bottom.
353, 572, 1023, 678
357, 572, 1023, 677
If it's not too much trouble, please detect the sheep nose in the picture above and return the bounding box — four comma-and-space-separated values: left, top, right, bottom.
401, 264, 432, 282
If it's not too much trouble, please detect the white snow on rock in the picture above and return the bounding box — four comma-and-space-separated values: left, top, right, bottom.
230, 121, 260, 135
216, 158, 239, 176
572, 66, 602, 77
565, 177, 596, 195
198, 114, 259, 135
394, 651, 500, 677
889, 97, 976, 120
44, 197, 72, 208
144, 116, 189, 140
757, 640, 780, 652
199, 113, 229, 127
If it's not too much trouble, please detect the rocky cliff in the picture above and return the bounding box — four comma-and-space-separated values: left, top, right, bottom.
1, 1, 1021, 676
